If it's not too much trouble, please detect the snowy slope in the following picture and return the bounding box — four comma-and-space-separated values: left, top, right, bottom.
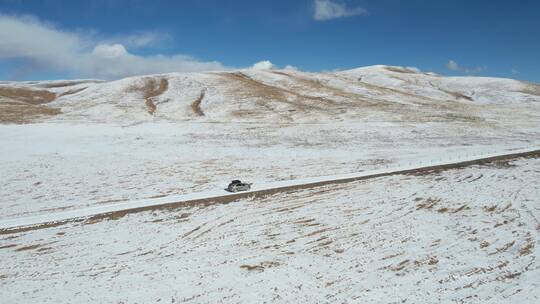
1, 65, 540, 218
1, 146, 538, 232
336, 65, 537, 104
1, 155, 538, 303
1, 65, 539, 124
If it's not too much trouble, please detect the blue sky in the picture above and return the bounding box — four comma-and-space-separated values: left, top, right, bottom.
0, 0, 539, 81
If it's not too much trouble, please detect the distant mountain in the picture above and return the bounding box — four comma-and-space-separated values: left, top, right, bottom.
1, 65, 539, 124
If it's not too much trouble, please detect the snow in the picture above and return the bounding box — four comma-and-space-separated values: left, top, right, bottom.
337, 66, 537, 104
1, 118, 538, 219
1, 156, 539, 303
1, 66, 539, 218
1, 146, 537, 232
1, 65, 540, 303
4, 64, 537, 124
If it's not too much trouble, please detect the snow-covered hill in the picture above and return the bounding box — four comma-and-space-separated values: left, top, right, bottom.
1, 65, 539, 124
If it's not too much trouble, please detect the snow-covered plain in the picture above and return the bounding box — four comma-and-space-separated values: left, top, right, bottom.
1, 146, 537, 232
1, 156, 539, 303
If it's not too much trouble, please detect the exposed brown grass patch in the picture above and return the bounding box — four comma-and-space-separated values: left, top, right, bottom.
14, 244, 41, 252
437, 207, 449, 213
497, 271, 522, 281
0, 244, 17, 249
484, 205, 497, 212
36, 246, 53, 253
384, 66, 419, 74
382, 251, 405, 260
444, 112, 483, 122
0, 86, 60, 123
491, 241, 515, 255
494, 220, 509, 228
220, 72, 339, 114
352, 75, 442, 104
221, 72, 285, 100
452, 204, 470, 213
437, 87, 474, 101
0, 102, 61, 124
365, 80, 486, 123
240, 264, 265, 272
0, 86, 56, 104
306, 227, 336, 237
191, 90, 206, 116
127, 77, 168, 115
295, 218, 317, 226
145, 78, 168, 114
427, 256, 439, 265
521, 84, 540, 96
499, 203, 513, 212
318, 240, 333, 247
231, 70, 488, 124
58, 87, 87, 97
145, 99, 157, 115
390, 259, 410, 272
415, 197, 470, 213
518, 235, 534, 256
416, 198, 439, 210
271, 70, 391, 109
240, 261, 279, 272
181, 226, 201, 239
40, 80, 100, 88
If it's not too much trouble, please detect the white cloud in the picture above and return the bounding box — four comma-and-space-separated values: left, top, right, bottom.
446, 60, 460, 71
511, 68, 519, 75
313, 0, 368, 21
123, 32, 171, 48
445, 59, 484, 74
251, 60, 275, 70
0, 15, 227, 79
104, 31, 172, 49
92, 44, 128, 59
